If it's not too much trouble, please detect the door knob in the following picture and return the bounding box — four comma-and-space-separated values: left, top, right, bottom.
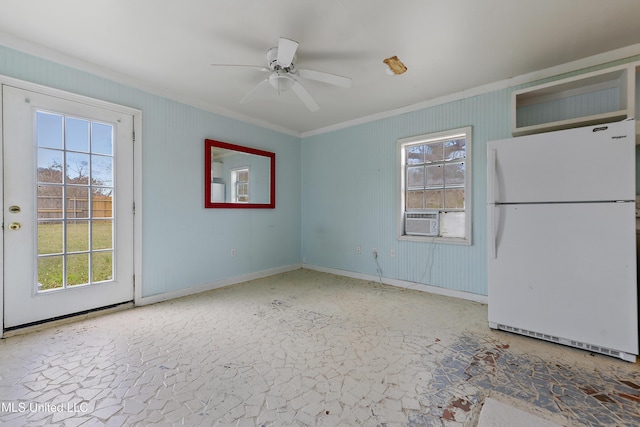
9, 222, 21, 231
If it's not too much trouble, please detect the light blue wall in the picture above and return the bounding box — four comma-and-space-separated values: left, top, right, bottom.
219, 151, 270, 203
301, 56, 640, 297
0, 45, 302, 298
301, 91, 510, 296
3, 44, 639, 300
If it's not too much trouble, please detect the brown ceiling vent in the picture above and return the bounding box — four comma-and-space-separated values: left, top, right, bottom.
383, 56, 407, 75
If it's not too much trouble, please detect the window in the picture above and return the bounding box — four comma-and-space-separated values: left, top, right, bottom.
36, 111, 116, 289
398, 127, 472, 244
231, 167, 249, 203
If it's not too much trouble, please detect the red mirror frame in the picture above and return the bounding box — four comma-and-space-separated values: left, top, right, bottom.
204, 139, 276, 209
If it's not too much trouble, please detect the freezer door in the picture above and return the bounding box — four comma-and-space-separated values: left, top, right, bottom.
487, 120, 635, 204
488, 202, 638, 355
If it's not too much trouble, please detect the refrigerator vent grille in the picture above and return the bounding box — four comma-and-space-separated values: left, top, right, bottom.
569, 341, 620, 358
499, 324, 560, 342
496, 324, 621, 358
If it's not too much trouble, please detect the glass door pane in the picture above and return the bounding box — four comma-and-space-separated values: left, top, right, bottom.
36, 111, 115, 292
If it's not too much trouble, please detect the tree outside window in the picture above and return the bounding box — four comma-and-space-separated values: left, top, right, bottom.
398, 127, 472, 244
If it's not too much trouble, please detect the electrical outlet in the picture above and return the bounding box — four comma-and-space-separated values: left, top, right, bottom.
356, 246, 361, 254
372, 248, 378, 258
390, 249, 396, 257
231, 248, 236, 257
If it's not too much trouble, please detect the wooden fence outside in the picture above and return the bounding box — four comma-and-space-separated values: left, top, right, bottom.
38, 196, 112, 219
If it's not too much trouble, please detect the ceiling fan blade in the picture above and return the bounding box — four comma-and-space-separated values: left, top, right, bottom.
291, 80, 319, 112
298, 69, 352, 88
240, 79, 271, 104
210, 64, 270, 72
277, 37, 299, 68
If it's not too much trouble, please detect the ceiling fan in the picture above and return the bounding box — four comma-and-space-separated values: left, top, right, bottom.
210, 37, 352, 112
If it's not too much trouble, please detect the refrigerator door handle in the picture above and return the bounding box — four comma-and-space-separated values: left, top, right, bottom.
488, 148, 498, 258
487, 148, 497, 204
488, 204, 497, 259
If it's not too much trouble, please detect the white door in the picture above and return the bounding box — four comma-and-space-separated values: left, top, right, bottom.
3, 85, 134, 328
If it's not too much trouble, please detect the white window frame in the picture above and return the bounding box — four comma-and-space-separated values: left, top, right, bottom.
397, 126, 472, 245
230, 166, 250, 203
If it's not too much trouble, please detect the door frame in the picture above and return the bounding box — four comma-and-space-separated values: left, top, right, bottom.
0, 75, 143, 338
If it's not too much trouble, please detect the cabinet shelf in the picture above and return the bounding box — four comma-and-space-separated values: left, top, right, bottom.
512, 65, 635, 137
513, 110, 629, 137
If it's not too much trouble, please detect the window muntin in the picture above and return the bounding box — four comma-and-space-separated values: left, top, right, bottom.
398, 127, 471, 243
36, 111, 115, 291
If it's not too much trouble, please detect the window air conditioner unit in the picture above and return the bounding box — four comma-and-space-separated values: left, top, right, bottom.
405, 211, 440, 236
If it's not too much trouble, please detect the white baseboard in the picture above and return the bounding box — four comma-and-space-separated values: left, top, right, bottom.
302, 263, 488, 304
2, 263, 484, 339
135, 264, 302, 306
134, 262, 488, 308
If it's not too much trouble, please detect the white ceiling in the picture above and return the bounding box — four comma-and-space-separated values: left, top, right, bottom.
2, 0, 640, 135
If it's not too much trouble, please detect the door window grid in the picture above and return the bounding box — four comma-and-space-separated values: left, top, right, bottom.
36, 111, 115, 292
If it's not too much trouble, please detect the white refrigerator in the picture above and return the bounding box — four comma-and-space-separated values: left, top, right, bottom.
487, 119, 638, 362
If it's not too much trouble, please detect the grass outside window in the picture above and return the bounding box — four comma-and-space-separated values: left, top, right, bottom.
37, 221, 113, 290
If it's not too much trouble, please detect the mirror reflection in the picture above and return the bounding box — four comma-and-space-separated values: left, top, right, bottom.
205, 140, 275, 208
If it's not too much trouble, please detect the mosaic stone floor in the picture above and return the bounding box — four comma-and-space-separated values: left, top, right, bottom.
0, 268, 639, 426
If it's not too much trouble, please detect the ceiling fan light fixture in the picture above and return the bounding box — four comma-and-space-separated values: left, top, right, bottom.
269, 72, 294, 93
212, 36, 351, 111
